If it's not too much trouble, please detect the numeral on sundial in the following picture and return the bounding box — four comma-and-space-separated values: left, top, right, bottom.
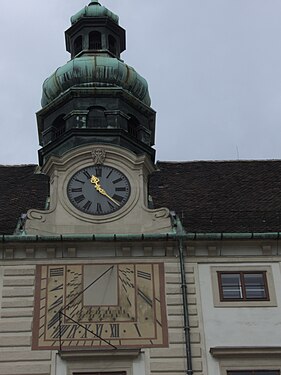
110, 323, 120, 338
50, 283, 63, 292
134, 323, 142, 337
50, 267, 64, 277
48, 312, 61, 330
137, 270, 152, 280
95, 323, 104, 337
67, 324, 80, 339
138, 289, 153, 307
33, 263, 167, 350
48, 296, 63, 312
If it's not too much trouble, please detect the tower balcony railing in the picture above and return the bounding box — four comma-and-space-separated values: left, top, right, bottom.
53, 125, 66, 140
89, 42, 102, 50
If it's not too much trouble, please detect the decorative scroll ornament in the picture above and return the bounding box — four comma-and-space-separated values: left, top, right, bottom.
92, 148, 106, 165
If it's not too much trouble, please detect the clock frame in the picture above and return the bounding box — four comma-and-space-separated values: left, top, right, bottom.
67, 165, 131, 216
32, 263, 168, 350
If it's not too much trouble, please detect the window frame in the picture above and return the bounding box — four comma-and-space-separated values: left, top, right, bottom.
210, 346, 281, 375
211, 265, 277, 307
217, 271, 270, 302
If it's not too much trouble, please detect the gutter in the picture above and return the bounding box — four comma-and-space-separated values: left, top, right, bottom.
176, 218, 193, 375
2, 232, 281, 242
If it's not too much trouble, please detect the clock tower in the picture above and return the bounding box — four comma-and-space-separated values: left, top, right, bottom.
25, 0, 172, 235
29, 1, 171, 358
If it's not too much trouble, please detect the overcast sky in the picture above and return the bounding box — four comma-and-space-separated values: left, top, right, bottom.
1, 0, 281, 164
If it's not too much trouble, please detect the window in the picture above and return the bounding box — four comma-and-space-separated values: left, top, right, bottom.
74, 36, 83, 55
52, 114, 66, 140
127, 114, 140, 139
218, 271, 269, 301
210, 347, 281, 375
87, 106, 106, 128
89, 31, 102, 49
211, 266, 277, 307
108, 35, 117, 55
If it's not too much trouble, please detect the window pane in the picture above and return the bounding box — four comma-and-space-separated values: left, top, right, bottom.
244, 274, 266, 299
228, 371, 279, 375
221, 273, 242, 299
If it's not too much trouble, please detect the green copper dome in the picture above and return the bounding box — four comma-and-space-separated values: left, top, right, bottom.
71, 1, 119, 25
41, 56, 151, 107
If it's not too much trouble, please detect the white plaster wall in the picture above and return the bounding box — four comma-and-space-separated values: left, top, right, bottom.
54, 351, 147, 375
0, 266, 3, 315
198, 262, 281, 375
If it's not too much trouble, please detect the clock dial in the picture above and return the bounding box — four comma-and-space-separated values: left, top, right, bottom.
67, 166, 131, 215
32, 263, 168, 350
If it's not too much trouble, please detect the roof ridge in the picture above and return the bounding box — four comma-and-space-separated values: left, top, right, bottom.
157, 159, 281, 164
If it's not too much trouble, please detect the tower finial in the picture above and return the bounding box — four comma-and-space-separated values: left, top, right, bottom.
89, 0, 100, 5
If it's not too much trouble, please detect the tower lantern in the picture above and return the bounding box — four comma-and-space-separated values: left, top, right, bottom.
37, 1, 156, 166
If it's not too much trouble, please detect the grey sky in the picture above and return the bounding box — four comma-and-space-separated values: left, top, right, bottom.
1, 0, 281, 164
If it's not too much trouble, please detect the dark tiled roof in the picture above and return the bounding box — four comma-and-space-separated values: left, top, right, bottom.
1, 161, 281, 234
149, 160, 281, 233
0, 165, 49, 235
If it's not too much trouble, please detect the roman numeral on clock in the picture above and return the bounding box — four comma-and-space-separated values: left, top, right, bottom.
97, 203, 102, 214
71, 188, 82, 193
112, 194, 123, 203
95, 168, 102, 177
74, 195, 85, 203
115, 187, 126, 192
74, 178, 85, 184
83, 170, 91, 179
106, 170, 113, 179
107, 201, 115, 210
83, 201, 92, 211
112, 178, 122, 184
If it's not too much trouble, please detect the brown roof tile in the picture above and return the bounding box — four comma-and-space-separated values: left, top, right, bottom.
0, 165, 49, 235
149, 160, 281, 233
1, 160, 281, 234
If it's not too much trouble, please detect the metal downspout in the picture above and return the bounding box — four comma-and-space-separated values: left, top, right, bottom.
177, 218, 193, 375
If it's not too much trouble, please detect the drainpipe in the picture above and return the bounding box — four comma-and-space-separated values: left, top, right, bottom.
176, 217, 193, 375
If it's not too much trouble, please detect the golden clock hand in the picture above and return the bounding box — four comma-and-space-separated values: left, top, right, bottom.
90, 175, 120, 207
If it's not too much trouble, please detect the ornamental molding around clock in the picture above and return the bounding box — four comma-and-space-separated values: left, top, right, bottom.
59, 146, 140, 223
25, 144, 172, 235
32, 262, 168, 350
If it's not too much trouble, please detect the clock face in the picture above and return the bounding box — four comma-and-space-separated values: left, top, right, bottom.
32, 263, 168, 350
67, 165, 131, 215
